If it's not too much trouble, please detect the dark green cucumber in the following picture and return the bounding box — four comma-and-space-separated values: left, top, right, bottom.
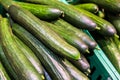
75, 3, 99, 13
0, 18, 43, 80
61, 59, 89, 80
43, 21, 89, 53
80, 0, 120, 13
0, 15, 18, 80
14, 35, 44, 79
52, 18, 97, 49
12, 23, 73, 80
95, 37, 120, 73
12, 1, 63, 20
107, 15, 120, 36
74, 6, 117, 37
0, 62, 11, 80
0, 44, 19, 80
8, 5, 80, 60
24, 0, 98, 31
69, 54, 91, 75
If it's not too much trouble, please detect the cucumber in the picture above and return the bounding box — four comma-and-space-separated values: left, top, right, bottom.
24, 0, 98, 31
0, 44, 19, 80
12, 1, 63, 20
74, 6, 117, 37
52, 18, 97, 49
94, 36, 120, 73
61, 59, 89, 80
0, 62, 11, 80
0, 18, 43, 80
8, 5, 80, 60
12, 23, 73, 80
43, 21, 89, 53
69, 54, 91, 75
80, 0, 120, 13
75, 3, 99, 13
107, 15, 120, 36
14, 35, 44, 79
0, 15, 18, 80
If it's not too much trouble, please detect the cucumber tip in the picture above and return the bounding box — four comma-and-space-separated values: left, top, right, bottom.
96, 26, 100, 30
114, 34, 119, 38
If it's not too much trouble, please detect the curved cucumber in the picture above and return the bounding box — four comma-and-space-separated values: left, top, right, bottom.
24, 0, 98, 31
8, 5, 80, 60
12, 1, 63, 20
12, 23, 73, 80
0, 18, 43, 80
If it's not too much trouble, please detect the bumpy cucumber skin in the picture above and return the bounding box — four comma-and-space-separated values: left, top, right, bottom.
13, 1, 63, 20
0, 18, 43, 80
8, 5, 80, 60
24, 0, 97, 31
12, 23, 73, 80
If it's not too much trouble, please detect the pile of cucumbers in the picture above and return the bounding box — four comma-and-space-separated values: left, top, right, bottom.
0, 0, 120, 80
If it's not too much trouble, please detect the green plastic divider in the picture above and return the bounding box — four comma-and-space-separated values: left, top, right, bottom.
60, 0, 120, 79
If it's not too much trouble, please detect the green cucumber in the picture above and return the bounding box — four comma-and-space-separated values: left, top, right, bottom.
14, 35, 44, 79
74, 6, 117, 37
12, 23, 73, 80
0, 15, 18, 80
52, 18, 97, 49
107, 15, 120, 36
95, 37, 120, 73
75, 3, 99, 13
0, 62, 11, 80
0, 18, 43, 80
61, 59, 89, 80
8, 5, 80, 60
0, 44, 19, 80
12, 1, 63, 20
80, 0, 120, 13
24, 0, 98, 31
43, 21, 89, 53
69, 54, 91, 75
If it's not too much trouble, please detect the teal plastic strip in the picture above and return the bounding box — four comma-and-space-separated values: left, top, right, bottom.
59, 0, 120, 79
